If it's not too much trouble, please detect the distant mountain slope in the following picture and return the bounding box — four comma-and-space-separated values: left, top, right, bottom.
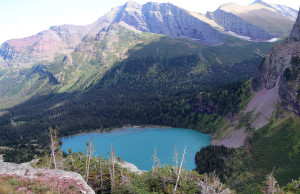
252, 0, 298, 20
0, 1, 225, 68
208, 1, 296, 41
0, 24, 94, 68
0, 1, 296, 68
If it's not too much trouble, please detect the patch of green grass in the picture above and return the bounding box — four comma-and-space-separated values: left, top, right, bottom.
228, 113, 300, 193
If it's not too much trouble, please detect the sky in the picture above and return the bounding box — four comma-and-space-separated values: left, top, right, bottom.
0, 0, 299, 44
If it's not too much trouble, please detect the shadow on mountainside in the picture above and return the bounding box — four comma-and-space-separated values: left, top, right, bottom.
0, 36, 275, 148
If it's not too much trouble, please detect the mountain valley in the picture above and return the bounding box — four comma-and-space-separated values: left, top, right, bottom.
0, 0, 299, 193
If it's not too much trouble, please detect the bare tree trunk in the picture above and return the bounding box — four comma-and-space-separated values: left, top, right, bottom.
85, 142, 89, 181
173, 145, 179, 175
152, 148, 160, 174
48, 154, 52, 169
265, 168, 279, 194
98, 155, 104, 191
49, 127, 57, 169
108, 143, 116, 193
174, 146, 186, 192
85, 138, 94, 182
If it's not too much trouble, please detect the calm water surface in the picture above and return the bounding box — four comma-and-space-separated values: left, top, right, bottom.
61, 127, 211, 171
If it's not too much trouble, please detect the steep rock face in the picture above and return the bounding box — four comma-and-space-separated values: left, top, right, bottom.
252, 8, 300, 115
211, 2, 296, 41
0, 42, 16, 62
268, 4, 298, 20
252, 0, 298, 20
212, 9, 272, 40
290, 11, 300, 41
85, 1, 224, 45
114, 1, 225, 44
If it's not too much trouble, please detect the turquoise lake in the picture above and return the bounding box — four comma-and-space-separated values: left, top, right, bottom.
61, 127, 211, 171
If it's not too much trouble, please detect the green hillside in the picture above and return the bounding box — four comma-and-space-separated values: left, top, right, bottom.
0, 25, 276, 163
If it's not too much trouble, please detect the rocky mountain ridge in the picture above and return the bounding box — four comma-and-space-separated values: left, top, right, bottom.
0, 1, 297, 68
0, 24, 94, 68
207, 1, 296, 41
252, 9, 300, 115
252, 0, 298, 20
211, 8, 300, 149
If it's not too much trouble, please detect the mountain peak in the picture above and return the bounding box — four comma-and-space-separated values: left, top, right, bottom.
252, 0, 264, 4
290, 9, 300, 41
124, 1, 141, 8
251, 0, 269, 6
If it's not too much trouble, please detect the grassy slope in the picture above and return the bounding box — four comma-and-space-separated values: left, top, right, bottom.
228, 111, 300, 193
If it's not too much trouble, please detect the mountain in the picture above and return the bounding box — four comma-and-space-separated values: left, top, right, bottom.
211, 7, 300, 151
0, 1, 299, 193
0, 1, 297, 68
252, 9, 300, 115
0, 1, 223, 68
0, 24, 94, 68
194, 9, 300, 193
253, 0, 298, 20
0, 1, 280, 149
0, 0, 295, 168
207, 0, 296, 41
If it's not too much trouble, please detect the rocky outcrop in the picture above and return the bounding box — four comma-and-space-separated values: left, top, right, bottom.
213, 7, 300, 147
0, 160, 95, 194
290, 10, 300, 41
0, 42, 16, 60
116, 160, 145, 175
252, 8, 300, 115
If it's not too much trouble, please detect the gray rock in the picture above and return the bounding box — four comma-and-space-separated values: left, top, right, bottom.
0, 160, 95, 194
252, 7, 300, 115
290, 10, 300, 41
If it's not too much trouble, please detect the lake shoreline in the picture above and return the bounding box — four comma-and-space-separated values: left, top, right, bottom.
61, 127, 211, 171
60, 125, 174, 139
61, 125, 212, 148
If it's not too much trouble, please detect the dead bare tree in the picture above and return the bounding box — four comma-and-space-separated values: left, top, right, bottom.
152, 148, 160, 174
174, 146, 186, 192
173, 145, 179, 174
198, 172, 231, 194
98, 155, 104, 191
85, 137, 94, 182
265, 168, 280, 194
108, 143, 116, 192
49, 127, 59, 169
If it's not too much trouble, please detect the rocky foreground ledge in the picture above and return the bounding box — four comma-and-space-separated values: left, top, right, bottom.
0, 158, 95, 194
